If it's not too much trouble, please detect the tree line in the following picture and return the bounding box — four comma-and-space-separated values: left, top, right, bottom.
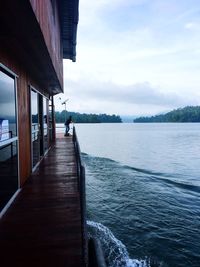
55, 111, 122, 123
134, 106, 200, 123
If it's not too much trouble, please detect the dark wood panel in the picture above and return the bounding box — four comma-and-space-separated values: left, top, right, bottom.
0, 136, 83, 267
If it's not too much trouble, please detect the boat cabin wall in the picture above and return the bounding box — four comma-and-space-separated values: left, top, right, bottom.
30, 0, 63, 89
0, 49, 50, 187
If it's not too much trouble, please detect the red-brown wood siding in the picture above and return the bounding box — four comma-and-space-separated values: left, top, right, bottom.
17, 68, 31, 186
30, 0, 63, 89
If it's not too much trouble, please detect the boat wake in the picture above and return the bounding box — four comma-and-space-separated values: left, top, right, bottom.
83, 153, 200, 195
87, 220, 150, 267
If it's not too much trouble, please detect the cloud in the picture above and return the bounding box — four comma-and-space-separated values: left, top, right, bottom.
74, 0, 200, 89
69, 79, 197, 106
0, 80, 14, 104
60, 0, 200, 116
185, 22, 200, 30
54, 77, 199, 115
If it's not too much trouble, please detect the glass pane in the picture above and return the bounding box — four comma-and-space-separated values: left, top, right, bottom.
0, 70, 18, 212
0, 70, 17, 139
31, 90, 40, 167
43, 98, 48, 152
0, 141, 18, 211
48, 98, 53, 142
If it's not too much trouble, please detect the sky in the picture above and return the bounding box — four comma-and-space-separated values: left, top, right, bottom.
55, 0, 200, 117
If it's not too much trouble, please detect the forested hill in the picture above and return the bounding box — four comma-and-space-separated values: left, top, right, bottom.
134, 106, 200, 123
55, 111, 122, 123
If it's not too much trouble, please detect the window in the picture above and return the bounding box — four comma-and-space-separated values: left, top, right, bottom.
30, 88, 49, 169
0, 66, 18, 212
43, 97, 48, 153
31, 89, 40, 168
0, 70, 17, 138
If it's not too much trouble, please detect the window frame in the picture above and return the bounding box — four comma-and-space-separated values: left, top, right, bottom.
0, 63, 20, 216
0, 63, 19, 145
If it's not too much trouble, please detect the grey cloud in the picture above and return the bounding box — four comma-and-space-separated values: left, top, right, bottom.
66, 79, 197, 108
0, 79, 15, 104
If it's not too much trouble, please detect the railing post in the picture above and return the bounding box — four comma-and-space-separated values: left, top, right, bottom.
72, 126, 88, 266
80, 165, 88, 266
72, 126, 75, 142
51, 95, 56, 142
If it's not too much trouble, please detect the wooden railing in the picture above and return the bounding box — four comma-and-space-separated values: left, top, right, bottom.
72, 126, 88, 267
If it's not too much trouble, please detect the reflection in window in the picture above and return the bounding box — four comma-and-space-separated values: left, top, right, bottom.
43, 97, 48, 152
48, 98, 53, 143
0, 70, 17, 139
31, 90, 40, 167
0, 69, 18, 212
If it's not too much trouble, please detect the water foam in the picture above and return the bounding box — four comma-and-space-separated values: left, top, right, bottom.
87, 220, 150, 267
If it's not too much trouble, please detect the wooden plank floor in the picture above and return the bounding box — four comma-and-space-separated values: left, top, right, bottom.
0, 136, 83, 267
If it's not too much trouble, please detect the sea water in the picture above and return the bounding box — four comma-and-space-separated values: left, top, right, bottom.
58, 123, 200, 267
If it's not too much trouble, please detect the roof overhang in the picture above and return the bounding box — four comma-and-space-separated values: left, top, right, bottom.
0, 0, 64, 95
58, 0, 79, 62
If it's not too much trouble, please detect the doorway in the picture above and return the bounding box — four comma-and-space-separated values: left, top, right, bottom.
30, 88, 49, 169
31, 89, 40, 168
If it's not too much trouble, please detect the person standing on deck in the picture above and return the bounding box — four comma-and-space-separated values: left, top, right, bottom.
64, 116, 72, 136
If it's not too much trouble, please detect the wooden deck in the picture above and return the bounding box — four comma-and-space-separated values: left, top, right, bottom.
0, 135, 83, 267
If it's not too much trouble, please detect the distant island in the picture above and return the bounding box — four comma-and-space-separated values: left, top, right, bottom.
134, 106, 200, 123
55, 111, 122, 123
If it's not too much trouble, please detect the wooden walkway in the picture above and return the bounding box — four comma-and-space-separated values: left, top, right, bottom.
0, 136, 83, 267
